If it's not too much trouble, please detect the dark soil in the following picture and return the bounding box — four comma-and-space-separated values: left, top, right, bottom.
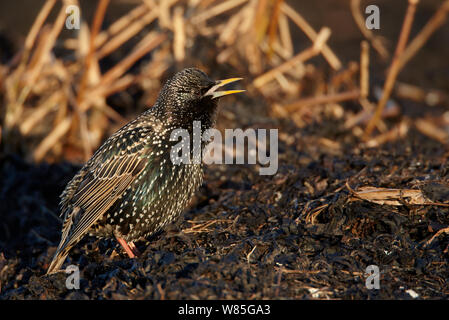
1, 100, 448, 299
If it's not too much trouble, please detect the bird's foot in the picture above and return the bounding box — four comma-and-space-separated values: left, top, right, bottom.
116, 237, 140, 258
128, 241, 141, 257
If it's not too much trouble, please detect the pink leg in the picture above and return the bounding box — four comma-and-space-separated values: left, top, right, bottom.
116, 236, 136, 258
128, 241, 141, 257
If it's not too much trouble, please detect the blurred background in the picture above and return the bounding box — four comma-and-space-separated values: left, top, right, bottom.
0, 0, 448, 164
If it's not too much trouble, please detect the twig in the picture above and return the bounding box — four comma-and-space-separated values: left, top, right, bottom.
281, 3, 341, 70
278, 267, 322, 275
76, 0, 110, 160
96, 9, 158, 59
173, 7, 186, 62
218, 5, 245, 45
398, 0, 449, 71
157, 0, 173, 30
364, 0, 419, 138
18, 0, 56, 72
246, 245, 257, 264
253, 27, 331, 88
33, 116, 73, 162
425, 227, 449, 247
77, 0, 110, 105
284, 90, 360, 113
86, 32, 167, 110
267, 0, 284, 55
19, 91, 62, 135
415, 119, 449, 144
350, 0, 389, 60
363, 121, 409, 148
278, 12, 293, 58
22, 0, 68, 98
360, 41, 369, 99
191, 0, 248, 24
344, 98, 398, 130
95, 3, 150, 49
395, 82, 447, 107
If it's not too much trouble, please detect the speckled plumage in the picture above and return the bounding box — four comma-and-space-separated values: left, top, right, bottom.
47, 68, 243, 274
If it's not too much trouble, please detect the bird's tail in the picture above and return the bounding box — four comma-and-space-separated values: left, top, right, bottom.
46, 246, 71, 275
47, 206, 77, 274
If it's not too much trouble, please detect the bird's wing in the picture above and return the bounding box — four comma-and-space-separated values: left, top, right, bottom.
57, 119, 154, 252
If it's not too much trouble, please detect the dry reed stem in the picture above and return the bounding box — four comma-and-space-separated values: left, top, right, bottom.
344, 98, 398, 131
95, 3, 150, 49
4, 0, 180, 162
96, 0, 178, 60
415, 119, 449, 144
16, 0, 56, 75
363, 121, 409, 148
360, 41, 369, 99
191, 0, 248, 24
96, 10, 158, 59
78, 108, 93, 160
19, 91, 62, 135
23, 0, 57, 52
278, 12, 293, 58
253, 27, 331, 88
218, 4, 245, 45
274, 72, 296, 93
350, 0, 389, 60
281, 3, 341, 70
254, 0, 269, 43
364, 0, 419, 139
5, 1, 67, 131
164, 1, 178, 30
33, 116, 73, 162
97, 103, 127, 124
85, 32, 167, 110
76, 0, 110, 159
77, 21, 90, 59
347, 185, 448, 206
101, 32, 166, 86
26, 1, 70, 86
398, 0, 449, 71
238, 0, 257, 34
330, 62, 358, 90
26, 26, 51, 76
77, 0, 110, 104
395, 82, 447, 106
87, 75, 136, 105
267, 0, 284, 54
173, 6, 186, 61
259, 38, 290, 61
284, 90, 360, 113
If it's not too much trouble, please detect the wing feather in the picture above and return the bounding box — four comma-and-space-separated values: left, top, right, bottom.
56, 118, 154, 254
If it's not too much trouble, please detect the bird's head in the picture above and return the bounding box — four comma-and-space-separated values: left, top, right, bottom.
156, 68, 244, 126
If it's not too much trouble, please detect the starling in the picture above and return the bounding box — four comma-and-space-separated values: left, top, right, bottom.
47, 68, 244, 274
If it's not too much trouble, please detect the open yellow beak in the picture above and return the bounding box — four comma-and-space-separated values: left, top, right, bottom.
204, 77, 245, 99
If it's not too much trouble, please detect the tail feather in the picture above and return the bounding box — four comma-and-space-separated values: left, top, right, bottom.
46, 207, 80, 275
46, 247, 70, 275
